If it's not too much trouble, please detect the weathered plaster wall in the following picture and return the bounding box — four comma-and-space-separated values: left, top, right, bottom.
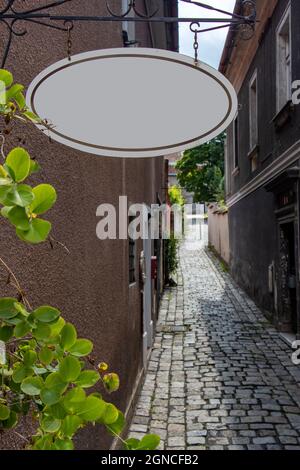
208, 206, 230, 264
0, 0, 166, 450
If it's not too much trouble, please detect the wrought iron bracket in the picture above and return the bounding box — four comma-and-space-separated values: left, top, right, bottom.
0, 0, 257, 67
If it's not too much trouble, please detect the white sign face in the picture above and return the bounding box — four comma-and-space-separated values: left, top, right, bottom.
27, 48, 237, 158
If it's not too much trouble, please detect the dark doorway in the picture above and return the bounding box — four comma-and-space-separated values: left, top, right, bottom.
279, 222, 297, 334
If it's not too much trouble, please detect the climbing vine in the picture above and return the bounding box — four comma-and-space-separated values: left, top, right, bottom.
0, 69, 159, 451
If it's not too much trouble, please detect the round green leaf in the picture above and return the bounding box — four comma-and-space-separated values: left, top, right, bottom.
63, 387, 86, 413
103, 373, 120, 393
60, 415, 82, 438
54, 438, 74, 450
0, 298, 19, 320
23, 350, 37, 366
5, 185, 34, 207
49, 317, 65, 337
33, 323, 51, 340
47, 402, 67, 420
39, 346, 53, 365
30, 184, 57, 215
14, 91, 26, 110
16, 218, 51, 244
76, 396, 106, 422
40, 388, 61, 406
60, 323, 77, 351
2, 410, 18, 429
101, 403, 119, 425
1, 206, 12, 218
12, 364, 33, 383
41, 416, 61, 433
136, 434, 160, 450
0, 325, 13, 341
125, 438, 140, 450
69, 339, 93, 357
6, 148, 31, 183
44, 372, 68, 395
32, 435, 53, 450
59, 356, 81, 382
0, 188, 12, 208
75, 370, 100, 388
3, 315, 23, 326
14, 320, 32, 338
7, 206, 30, 230
0, 69, 13, 88
21, 376, 44, 396
107, 410, 125, 435
6, 84, 24, 101
0, 404, 10, 420
33, 306, 60, 324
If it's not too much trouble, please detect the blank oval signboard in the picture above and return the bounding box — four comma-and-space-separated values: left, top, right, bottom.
27, 48, 238, 158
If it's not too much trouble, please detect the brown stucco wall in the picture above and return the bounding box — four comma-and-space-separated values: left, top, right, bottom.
0, 0, 167, 450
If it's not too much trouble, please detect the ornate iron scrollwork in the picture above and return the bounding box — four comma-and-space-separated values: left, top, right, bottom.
106, 1, 159, 20
0, 0, 257, 67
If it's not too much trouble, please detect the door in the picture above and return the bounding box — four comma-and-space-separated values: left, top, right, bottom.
141, 220, 153, 367
279, 221, 298, 334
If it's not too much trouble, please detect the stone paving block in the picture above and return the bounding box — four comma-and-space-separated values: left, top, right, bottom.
128, 242, 300, 450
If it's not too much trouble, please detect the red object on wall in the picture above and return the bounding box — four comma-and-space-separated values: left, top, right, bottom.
151, 256, 158, 280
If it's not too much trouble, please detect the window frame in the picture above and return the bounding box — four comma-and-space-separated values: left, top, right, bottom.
249, 70, 258, 152
232, 116, 239, 173
276, 3, 292, 112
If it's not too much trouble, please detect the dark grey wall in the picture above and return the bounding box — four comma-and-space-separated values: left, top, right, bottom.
227, 0, 300, 193
226, 0, 300, 316
229, 187, 277, 313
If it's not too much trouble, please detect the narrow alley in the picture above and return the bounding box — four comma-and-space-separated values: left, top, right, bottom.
129, 239, 300, 450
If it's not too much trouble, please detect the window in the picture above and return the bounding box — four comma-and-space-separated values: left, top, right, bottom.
122, 0, 136, 47
128, 216, 136, 284
233, 116, 239, 170
277, 5, 291, 111
249, 71, 258, 150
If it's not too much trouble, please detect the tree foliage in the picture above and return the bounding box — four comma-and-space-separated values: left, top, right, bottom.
176, 133, 225, 203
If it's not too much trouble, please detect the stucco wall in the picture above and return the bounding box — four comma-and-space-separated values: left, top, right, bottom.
208, 205, 230, 264
0, 0, 168, 450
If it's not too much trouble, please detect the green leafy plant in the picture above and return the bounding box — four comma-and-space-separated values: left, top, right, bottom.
0, 69, 160, 451
176, 133, 225, 203
0, 147, 55, 244
164, 186, 184, 284
168, 185, 184, 206
0, 69, 40, 125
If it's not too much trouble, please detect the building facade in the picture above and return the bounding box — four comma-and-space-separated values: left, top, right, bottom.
0, 0, 178, 449
220, 0, 300, 339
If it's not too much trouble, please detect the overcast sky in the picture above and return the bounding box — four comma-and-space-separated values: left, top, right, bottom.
179, 0, 236, 68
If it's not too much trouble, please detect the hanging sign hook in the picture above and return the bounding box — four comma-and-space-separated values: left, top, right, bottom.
190, 22, 201, 66
64, 20, 74, 62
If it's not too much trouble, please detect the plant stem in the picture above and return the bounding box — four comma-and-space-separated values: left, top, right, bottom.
0, 256, 32, 310
0, 134, 5, 160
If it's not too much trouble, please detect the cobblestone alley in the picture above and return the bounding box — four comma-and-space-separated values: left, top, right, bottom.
129, 238, 300, 450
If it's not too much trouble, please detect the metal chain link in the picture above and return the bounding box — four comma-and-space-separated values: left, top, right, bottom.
190, 22, 201, 66
65, 21, 74, 62
193, 30, 199, 65
67, 26, 72, 61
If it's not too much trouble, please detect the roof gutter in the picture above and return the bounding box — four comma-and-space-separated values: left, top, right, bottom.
219, 0, 241, 74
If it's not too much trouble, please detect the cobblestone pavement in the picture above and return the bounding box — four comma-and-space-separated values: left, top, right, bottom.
129, 237, 300, 450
